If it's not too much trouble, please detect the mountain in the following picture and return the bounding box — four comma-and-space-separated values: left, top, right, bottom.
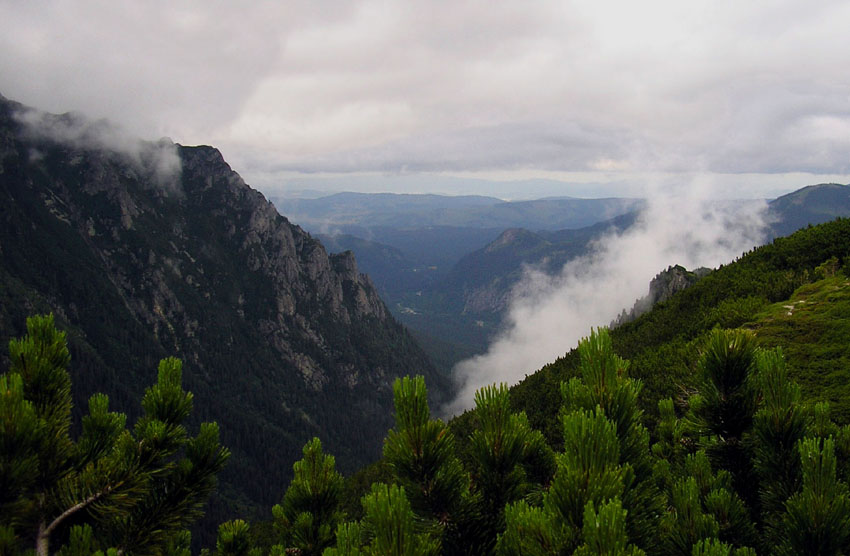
273, 191, 503, 229
375, 213, 637, 365
434, 212, 638, 318
0, 95, 448, 533
272, 191, 642, 231
610, 264, 711, 328
270, 191, 644, 371
453, 184, 850, 322
314, 233, 425, 300
311, 184, 850, 377
767, 183, 850, 237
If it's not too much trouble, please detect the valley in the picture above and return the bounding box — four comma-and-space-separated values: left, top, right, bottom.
275, 183, 850, 375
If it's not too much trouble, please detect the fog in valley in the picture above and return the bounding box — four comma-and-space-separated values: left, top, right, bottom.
444, 179, 770, 415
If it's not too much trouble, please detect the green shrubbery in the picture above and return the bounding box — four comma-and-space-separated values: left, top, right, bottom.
5, 315, 850, 554
244, 327, 850, 555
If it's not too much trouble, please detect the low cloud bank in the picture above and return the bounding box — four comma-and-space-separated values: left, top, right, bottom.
443, 184, 769, 415
14, 107, 182, 193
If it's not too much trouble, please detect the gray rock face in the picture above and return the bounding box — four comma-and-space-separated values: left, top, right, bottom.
612, 265, 711, 328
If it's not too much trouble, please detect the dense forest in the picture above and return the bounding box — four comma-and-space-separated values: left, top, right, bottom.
3, 218, 850, 554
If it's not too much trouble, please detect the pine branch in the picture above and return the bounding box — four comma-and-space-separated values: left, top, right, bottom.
44, 484, 115, 537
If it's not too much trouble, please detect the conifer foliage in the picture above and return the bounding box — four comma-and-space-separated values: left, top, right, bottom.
255, 326, 850, 556
8, 311, 850, 554
0, 315, 229, 555
272, 438, 345, 556
498, 328, 658, 555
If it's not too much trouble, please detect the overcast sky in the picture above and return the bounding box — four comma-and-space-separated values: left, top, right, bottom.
1, 0, 849, 198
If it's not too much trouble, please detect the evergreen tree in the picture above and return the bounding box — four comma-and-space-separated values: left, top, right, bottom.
0, 314, 229, 555
775, 437, 850, 555
499, 407, 628, 555
658, 451, 755, 555
685, 329, 760, 508
651, 398, 687, 466
559, 328, 663, 552
573, 499, 645, 556
272, 437, 344, 556
468, 384, 555, 553
690, 538, 756, 556
214, 520, 255, 556
326, 483, 439, 556
750, 348, 810, 535
382, 376, 470, 550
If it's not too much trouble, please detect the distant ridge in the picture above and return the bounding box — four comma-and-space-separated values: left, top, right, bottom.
768, 183, 850, 238
272, 191, 643, 231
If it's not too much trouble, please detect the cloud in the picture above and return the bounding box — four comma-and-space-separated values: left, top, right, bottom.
442, 177, 770, 415
262, 120, 637, 174
1, 0, 849, 188
15, 106, 182, 193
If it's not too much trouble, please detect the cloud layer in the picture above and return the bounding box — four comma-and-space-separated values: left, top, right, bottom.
1, 1, 849, 190
15, 106, 182, 193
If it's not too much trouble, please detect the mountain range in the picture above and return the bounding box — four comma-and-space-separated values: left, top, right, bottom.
273, 191, 643, 231
285, 185, 850, 372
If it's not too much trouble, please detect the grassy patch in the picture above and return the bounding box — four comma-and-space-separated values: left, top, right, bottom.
745, 275, 850, 422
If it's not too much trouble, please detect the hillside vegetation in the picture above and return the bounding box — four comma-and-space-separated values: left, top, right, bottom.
745, 273, 850, 422
509, 217, 850, 445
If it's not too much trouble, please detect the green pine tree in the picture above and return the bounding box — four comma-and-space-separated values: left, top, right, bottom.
499, 407, 626, 555
325, 483, 439, 556
272, 437, 345, 556
559, 328, 663, 552
0, 314, 230, 555
685, 329, 760, 509
215, 520, 258, 556
775, 437, 850, 555
751, 348, 810, 534
468, 383, 555, 553
382, 376, 470, 551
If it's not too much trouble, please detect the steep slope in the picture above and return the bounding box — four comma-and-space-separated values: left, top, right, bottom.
505, 218, 850, 444
610, 264, 711, 327
0, 95, 447, 528
315, 233, 431, 301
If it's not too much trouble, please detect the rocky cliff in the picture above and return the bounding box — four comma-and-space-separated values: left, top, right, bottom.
0, 95, 447, 528
611, 265, 711, 328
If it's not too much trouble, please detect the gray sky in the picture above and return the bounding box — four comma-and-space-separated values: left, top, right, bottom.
2, 0, 849, 198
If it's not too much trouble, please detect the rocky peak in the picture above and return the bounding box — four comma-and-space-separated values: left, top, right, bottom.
486, 228, 547, 253
0, 94, 447, 528
612, 265, 711, 328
